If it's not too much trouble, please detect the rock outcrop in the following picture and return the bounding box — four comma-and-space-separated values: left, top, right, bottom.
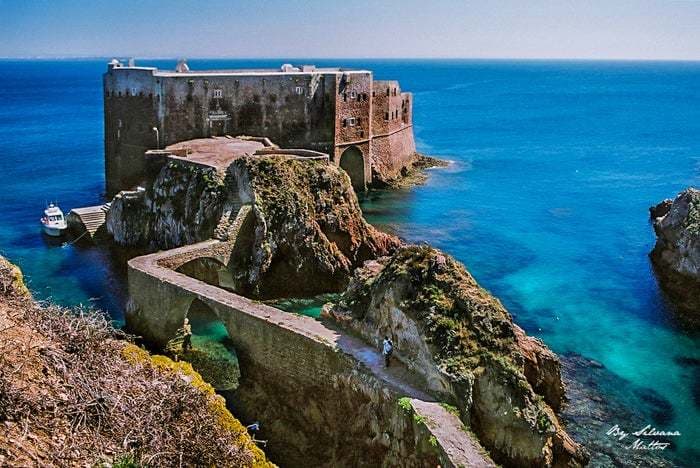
108, 155, 399, 299
107, 161, 227, 249
227, 156, 400, 298
325, 246, 588, 467
0, 256, 271, 468
649, 187, 700, 320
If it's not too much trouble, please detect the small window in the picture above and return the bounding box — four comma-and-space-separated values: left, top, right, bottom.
343, 93, 347, 102
357, 117, 361, 125
346, 117, 357, 126
386, 88, 390, 96
384, 112, 389, 120
213, 89, 223, 98
295, 86, 304, 95
372, 91, 376, 97
350, 91, 357, 99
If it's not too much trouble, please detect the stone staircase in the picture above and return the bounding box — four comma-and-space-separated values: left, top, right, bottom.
213, 197, 243, 241
66, 203, 111, 241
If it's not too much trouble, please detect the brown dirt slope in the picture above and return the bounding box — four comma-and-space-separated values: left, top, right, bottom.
0, 256, 272, 468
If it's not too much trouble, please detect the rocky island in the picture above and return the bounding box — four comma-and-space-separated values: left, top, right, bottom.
650, 187, 700, 322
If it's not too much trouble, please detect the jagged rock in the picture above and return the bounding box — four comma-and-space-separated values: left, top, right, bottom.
649, 187, 700, 321
107, 155, 399, 299
324, 245, 588, 467
107, 162, 226, 249
227, 156, 400, 298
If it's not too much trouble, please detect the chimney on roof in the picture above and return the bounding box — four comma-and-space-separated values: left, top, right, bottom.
176, 59, 190, 73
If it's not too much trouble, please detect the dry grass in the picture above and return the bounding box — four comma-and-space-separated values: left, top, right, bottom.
0, 258, 265, 467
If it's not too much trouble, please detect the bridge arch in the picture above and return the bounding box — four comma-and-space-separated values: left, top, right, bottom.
339, 146, 366, 192
175, 256, 234, 290
179, 297, 241, 391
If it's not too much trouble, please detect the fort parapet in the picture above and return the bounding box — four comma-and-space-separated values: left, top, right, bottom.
103, 59, 416, 195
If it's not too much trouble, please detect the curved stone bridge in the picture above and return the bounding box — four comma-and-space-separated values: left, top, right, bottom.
126, 230, 494, 467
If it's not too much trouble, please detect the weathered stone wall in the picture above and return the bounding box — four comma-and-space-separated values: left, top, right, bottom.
126, 246, 494, 467
104, 66, 344, 194
370, 80, 417, 183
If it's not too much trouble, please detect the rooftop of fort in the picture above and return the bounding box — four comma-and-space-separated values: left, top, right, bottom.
151, 136, 329, 173
107, 58, 371, 76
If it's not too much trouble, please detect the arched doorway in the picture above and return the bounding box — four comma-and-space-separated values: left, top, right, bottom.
171, 298, 240, 391
339, 146, 366, 192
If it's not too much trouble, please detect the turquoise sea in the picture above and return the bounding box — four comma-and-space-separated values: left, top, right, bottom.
0, 59, 698, 465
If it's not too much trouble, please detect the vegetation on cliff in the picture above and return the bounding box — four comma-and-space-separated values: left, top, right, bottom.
650, 187, 700, 321
228, 156, 400, 298
107, 160, 226, 249
0, 256, 271, 467
327, 245, 587, 467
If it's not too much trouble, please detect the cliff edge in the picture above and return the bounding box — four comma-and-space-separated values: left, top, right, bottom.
0, 256, 272, 467
325, 246, 588, 467
650, 187, 700, 321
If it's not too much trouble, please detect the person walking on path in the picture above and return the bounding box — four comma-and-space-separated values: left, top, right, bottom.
182, 317, 193, 352
382, 336, 393, 368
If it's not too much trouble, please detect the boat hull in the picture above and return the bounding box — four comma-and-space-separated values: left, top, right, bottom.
42, 225, 65, 237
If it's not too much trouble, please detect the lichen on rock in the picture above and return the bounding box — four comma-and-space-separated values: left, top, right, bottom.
325, 245, 588, 467
225, 156, 400, 298
107, 160, 227, 249
650, 187, 700, 321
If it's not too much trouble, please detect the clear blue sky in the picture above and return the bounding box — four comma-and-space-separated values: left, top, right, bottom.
2, 0, 699, 60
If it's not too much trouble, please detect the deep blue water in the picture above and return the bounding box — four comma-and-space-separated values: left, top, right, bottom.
0, 59, 699, 465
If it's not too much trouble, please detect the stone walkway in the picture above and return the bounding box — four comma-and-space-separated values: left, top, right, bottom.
130, 241, 496, 467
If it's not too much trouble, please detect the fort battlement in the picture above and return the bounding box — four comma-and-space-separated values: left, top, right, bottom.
103, 59, 416, 195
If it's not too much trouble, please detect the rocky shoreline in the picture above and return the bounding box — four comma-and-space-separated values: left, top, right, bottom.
104, 151, 589, 467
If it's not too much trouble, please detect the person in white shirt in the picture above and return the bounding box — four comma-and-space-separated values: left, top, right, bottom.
382, 336, 393, 368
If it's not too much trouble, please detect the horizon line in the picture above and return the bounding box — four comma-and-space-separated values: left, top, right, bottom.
2, 55, 700, 63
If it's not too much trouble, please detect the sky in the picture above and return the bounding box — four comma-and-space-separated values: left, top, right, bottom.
1, 0, 700, 60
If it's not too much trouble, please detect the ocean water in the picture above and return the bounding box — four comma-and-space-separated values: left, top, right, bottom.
0, 59, 698, 465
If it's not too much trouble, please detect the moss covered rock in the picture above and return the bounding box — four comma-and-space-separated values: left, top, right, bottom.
227, 156, 400, 298
326, 245, 587, 467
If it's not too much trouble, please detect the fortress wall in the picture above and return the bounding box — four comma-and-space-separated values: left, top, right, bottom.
370, 126, 417, 182
104, 68, 341, 194
103, 69, 160, 195
369, 81, 416, 182
158, 73, 338, 151
334, 72, 372, 145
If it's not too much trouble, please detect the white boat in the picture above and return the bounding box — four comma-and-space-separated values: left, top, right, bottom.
41, 203, 67, 237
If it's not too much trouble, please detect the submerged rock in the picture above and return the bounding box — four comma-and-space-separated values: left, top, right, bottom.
325, 245, 588, 467
649, 188, 700, 321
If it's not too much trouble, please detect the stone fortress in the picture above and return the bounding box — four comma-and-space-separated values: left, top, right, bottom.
103, 59, 416, 195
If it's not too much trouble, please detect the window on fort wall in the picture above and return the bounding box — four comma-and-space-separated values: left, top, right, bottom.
295, 86, 304, 95
384, 112, 389, 120
343, 93, 347, 102
213, 89, 223, 98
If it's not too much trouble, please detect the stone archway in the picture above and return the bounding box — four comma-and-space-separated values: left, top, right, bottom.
182, 298, 240, 391
339, 146, 366, 192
